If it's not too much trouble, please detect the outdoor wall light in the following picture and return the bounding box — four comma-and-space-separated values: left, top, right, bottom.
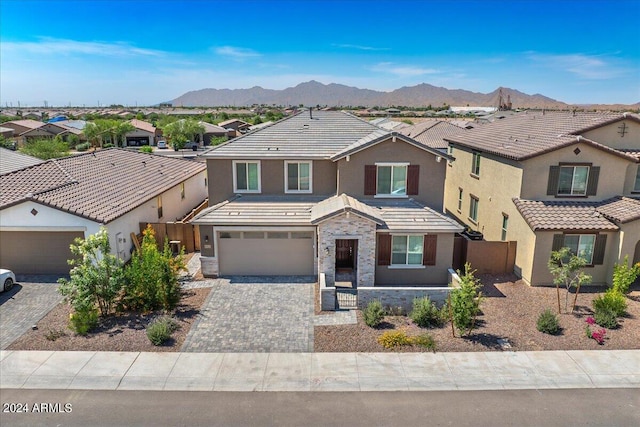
324, 247, 330, 255
205, 235, 209, 243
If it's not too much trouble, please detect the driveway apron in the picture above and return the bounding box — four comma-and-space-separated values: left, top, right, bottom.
181, 277, 315, 353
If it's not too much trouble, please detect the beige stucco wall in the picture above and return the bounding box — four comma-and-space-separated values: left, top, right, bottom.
520, 143, 632, 201
581, 118, 640, 151
336, 137, 446, 210
444, 145, 523, 241
509, 207, 538, 284
374, 233, 454, 285
616, 219, 640, 267
206, 158, 336, 204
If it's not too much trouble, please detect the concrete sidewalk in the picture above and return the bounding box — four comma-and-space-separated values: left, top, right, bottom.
1, 350, 638, 392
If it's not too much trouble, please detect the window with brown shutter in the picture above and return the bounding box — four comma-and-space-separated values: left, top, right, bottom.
586, 166, 600, 196
552, 234, 564, 251
407, 164, 419, 195
377, 233, 391, 265
364, 165, 377, 195
423, 234, 437, 266
593, 234, 607, 265
547, 166, 560, 195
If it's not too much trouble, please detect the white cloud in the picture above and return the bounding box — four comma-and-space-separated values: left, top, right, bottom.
214, 46, 261, 59
370, 62, 440, 77
333, 43, 390, 51
0, 37, 165, 57
527, 52, 627, 80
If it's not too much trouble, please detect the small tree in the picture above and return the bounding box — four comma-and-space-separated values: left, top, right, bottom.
58, 227, 125, 317
20, 137, 69, 159
548, 247, 592, 314
611, 255, 640, 295
448, 263, 483, 337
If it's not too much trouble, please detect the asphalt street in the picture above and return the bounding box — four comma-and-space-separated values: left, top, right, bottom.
1, 388, 638, 427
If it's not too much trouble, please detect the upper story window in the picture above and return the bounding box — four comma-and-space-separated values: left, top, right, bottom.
392, 235, 424, 265
469, 195, 479, 223
501, 213, 509, 241
547, 164, 599, 197
285, 161, 312, 193
157, 196, 163, 219
180, 182, 185, 200
471, 152, 481, 176
377, 163, 407, 196
233, 160, 261, 193
457, 188, 463, 211
634, 166, 640, 192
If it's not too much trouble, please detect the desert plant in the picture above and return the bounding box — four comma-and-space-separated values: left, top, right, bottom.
593, 290, 627, 318
19, 137, 69, 159
45, 329, 67, 341
611, 256, 640, 295
448, 263, 483, 337
536, 309, 560, 335
75, 142, 90, 152
593, 305, 619, 329
362, 299, 385, 328
585, 319, 607, 345
68, 305, 99, 335
548, 247, 592, 314
410, 296, 444, 328
139, 145, 153, 153
377, 330, 411, 349
146, 316, 179, 345
409, 333, 436, 351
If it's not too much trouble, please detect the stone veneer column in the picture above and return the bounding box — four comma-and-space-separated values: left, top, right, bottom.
200, 256, 219, 277
317, 213, 377, 288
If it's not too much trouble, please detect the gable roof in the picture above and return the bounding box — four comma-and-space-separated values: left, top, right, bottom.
595, 196, 640, 224
0, 147, 44, 174
129, 119, 156, 134
398, 120, 467, 150
513, 198, 619, 231
311, 194, 384, 225
330, 130, 449, 161
445, 111, 640, 162
3, 119, 44, 130
0, 148, 205, 223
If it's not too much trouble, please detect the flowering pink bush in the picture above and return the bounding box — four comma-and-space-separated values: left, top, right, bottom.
585, 319, 607, 345
585, 317, 596, 325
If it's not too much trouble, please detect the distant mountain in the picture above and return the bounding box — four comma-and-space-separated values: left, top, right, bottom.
170, 81, 630, 109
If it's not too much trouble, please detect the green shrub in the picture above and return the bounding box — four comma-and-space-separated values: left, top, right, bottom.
146, 316, 179, 346
612, 256, 640, 295
69, 306, 99, 335
536, 309, 560, 335
103, 143, 114, 148
594, 307, 618, 329
409, 333, 436, 351
593, 290, 627, 318
377, 330, 411, 349
448, 263, 483, 336
410, 296, 444, 328
362, 300, 385, 328
139, 145, 153, 153
75, 142, 90, 152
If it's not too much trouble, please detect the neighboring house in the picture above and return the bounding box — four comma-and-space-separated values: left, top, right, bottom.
197, 121, 229, 146
126, 119, 160, 146
0, 148, 207, 275
443, 111, 640, 286
369, 117, 410, 131
0, 147, 43, 175
193, 110, 462, 289
217, 118, 251, 136
398, 120, 468, 151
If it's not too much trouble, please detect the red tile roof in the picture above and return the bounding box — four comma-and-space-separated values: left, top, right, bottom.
0, 148, 205, 223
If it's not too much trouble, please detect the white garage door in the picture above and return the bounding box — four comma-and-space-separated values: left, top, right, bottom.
217, 230, 315, 276
0, 231, 83, 275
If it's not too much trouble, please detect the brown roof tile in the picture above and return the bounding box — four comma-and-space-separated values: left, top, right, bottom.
0, 148, 205, 223
596, 196, 640, 223
513, 198, 618, 231
399, 120, 467, 150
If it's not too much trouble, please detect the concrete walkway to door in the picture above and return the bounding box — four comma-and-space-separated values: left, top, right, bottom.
181, 277, 315, 353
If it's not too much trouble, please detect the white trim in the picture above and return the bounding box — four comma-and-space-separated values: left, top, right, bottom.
387, 265, 426, 270
284, 160, 313, 194
0, 226, 87, 232
390, 234, 424, 267
374, 194, 408, 199
375, 163, 408, 196
213, 226, 315, 232
232, 160, 262, 193
374, 162, 410, 167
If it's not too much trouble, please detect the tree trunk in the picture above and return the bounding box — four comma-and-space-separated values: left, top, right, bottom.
448, 294, 455, 338
571, 283, 582, 314
556, 283, 561, 314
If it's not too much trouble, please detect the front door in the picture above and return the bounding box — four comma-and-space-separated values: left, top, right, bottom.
335, 239, 357, 270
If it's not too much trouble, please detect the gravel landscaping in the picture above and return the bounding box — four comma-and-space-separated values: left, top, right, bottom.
314, 274, 640, 353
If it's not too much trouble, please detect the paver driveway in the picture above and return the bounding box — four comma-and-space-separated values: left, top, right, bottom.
181, 277, 315, 353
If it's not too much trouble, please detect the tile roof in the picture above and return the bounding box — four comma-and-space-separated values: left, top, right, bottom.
367, 199, 465, 233
595, 196, 640, 224
0, 148, 205, 223
204, 110, 383, 159
330, 131, 450, 161
311, 194, 384, 225
199, 121, 228, 133
3, 119, 44, 130
0, 148, 44, 175
513, 198, 619, 231
445, 111, 640, 161
399, 120, 467, 150
129, 119, 156, 134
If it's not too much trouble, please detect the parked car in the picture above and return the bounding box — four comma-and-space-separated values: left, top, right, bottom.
0, 269, 15, 292
184, 141, 199, 151
157, 140, 167, 149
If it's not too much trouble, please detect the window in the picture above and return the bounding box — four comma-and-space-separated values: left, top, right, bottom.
157, 196, 163, 219
558, 165, 589, 195
243, 232, 265, 239
501, 214, 509, 241
267, 232, 288, 239
457, 188, 463, 211
469, 195, 479, 222
219, 231, 241, 239
391, 235, 424, 265
471, 152, 481, 176
377, 164, 407, 196
634, 166, 640, 192
564, 234, 596, 264
285, 161, 312, 193
233, 161, 260, 192
291, 232, 313, 239
180, 182, 185, 200
447, 146, 454, 166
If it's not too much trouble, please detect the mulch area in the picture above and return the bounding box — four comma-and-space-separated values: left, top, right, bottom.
314, 274, 640, 352
7, 287, 211, 352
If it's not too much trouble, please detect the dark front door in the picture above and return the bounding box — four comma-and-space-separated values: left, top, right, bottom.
335, 239, 357, 270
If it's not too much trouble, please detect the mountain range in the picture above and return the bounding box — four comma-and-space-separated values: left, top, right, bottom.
170, 81, 638, 110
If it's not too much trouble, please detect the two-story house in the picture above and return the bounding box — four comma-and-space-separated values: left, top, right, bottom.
193, 110, 463, 292
443, 111, 640, 286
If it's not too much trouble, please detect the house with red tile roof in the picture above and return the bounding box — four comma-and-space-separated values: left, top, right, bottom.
444, 111, 640, 286
0, 148, 207, 275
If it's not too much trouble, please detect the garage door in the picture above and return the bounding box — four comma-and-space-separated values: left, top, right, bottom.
0, 231, 83, 275
218, 230, 314, 276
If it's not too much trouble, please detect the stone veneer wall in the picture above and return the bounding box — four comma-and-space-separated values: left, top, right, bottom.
317, 213, 377, 288
357, 286, 452, 311
200, 256, 219, 277
319, 273, 336, 311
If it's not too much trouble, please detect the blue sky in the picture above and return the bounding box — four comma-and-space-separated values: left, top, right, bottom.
1, 0, 639, 107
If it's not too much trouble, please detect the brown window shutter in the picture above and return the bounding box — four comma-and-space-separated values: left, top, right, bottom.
423, 234, 437, 266
587, 166, 600, 196
593, 234, 607, 265
378, 234, 391, 265
364, 165, 377, 195
547, 166, 560, 195
552, 234, 564, 252
407, 164, 420, 195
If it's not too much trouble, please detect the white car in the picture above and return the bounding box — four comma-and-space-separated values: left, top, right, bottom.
1, 269, 16, 292
157, 140, 167, 149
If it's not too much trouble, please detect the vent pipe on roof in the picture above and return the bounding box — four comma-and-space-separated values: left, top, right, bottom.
309, 107, 312, 119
